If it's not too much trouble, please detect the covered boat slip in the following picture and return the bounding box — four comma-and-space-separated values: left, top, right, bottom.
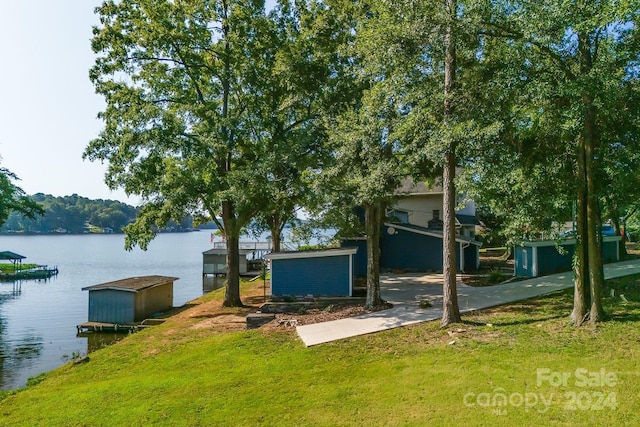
0, 250, 58, 280
0, 251, 26, 271
78, 275, 178, 333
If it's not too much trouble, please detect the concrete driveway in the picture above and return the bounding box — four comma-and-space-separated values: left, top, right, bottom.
296, 259, 640, 347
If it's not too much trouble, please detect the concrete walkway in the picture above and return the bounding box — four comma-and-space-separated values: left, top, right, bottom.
296, 259, 640, 347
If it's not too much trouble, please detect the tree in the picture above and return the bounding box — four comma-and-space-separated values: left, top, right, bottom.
308, 0, 399, 311
0, 167, 44, 227
321, 89, 405, 310
474, 0, 640, 324
246, 0, 332, 253
363, 0, 499, 325
86, 0, 276, 306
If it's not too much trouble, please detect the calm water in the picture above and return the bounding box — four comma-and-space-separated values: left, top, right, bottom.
0, 232, 224, 390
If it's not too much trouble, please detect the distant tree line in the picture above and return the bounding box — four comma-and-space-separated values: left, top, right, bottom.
0, 193, 141, 234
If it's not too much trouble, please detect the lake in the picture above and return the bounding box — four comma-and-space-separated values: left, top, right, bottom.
0, 232, 229, 391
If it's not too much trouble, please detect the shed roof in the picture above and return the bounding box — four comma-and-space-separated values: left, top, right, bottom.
0, 251, 26, 260
265, 247, 358, 260
82, 275, 179, 293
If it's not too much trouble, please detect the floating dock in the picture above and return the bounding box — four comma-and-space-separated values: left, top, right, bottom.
76, 318, 166, 334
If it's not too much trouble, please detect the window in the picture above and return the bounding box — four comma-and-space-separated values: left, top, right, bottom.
433, 209, 440, 220
388, 210, 409, 224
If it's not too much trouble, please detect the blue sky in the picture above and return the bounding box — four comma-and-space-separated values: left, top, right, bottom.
0, 0, 277, 204
0, 1, 124, 201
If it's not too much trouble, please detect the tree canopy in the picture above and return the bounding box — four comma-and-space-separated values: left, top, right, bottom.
1, 193, 139, 234
0, 167, 44, 228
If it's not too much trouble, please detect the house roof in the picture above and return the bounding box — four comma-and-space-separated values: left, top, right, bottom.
82, 275, 179, 293
0, 251, 26, 260
384, 223, 482, 246
265, 247, 358, 260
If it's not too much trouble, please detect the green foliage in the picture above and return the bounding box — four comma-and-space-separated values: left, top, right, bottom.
487, 268, 506, 284
25, 374, 46, 388
0, 167, 44, 228
0, 263, 38, 273
1, 194, 138, 234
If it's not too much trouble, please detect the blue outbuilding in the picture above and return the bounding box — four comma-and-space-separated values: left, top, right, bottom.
343, 223, 481, 275
82, 275, 178, 324
514, 236, 621, 277
265, 248, 358, 297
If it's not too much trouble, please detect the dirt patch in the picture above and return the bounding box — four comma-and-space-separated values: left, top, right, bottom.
268, 304, 368, 328
157, 282, 380, 335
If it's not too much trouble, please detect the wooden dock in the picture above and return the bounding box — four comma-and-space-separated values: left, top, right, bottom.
76, 318, 166, 334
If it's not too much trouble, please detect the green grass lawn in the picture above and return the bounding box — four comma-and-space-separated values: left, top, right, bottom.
1, 276, 639, 426
0, 263, 39, 274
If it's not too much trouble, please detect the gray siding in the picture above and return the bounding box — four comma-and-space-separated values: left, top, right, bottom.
87, 283, 173, 323
271, 255, 351, 297
88, 290, 135, 323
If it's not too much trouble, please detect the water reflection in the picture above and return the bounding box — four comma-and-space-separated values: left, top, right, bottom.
84, 332, 129, 354
202, 276, 226, 293
0, 328, 43, 390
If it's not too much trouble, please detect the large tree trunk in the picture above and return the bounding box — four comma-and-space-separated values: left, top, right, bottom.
580, 34, 605, 323
442, 149, 462, 325
571, 142, 589, 326
222, 201, 243, 307
364, 201, 384, 310
268, 214, 283, 253
441, 0, 461, 326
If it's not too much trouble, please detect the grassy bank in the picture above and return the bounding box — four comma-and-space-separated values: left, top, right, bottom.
1, 277, 639, 426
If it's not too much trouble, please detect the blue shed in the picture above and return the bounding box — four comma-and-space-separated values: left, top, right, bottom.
265, 248, 358, 297
82, 275, 178, 324
515, 236, 621, 277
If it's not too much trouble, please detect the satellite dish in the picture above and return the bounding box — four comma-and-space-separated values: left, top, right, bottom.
387, 226, 396, 235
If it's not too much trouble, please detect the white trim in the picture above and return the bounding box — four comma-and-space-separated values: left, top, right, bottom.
349, 253, 353, 296
383, 223, 482, 246
269, 261, 274, 296
520, 235, 622, 248
532, 246, 538, 277
459, 242, 464, 272
265, 247, 358, 260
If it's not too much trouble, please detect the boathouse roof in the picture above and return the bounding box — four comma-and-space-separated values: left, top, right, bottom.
82, 275, 179, 293
0, 251, 26, 260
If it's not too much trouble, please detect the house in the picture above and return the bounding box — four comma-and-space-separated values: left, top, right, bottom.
390, 177, 478, 240
82, 275, 178, 324
344, 177, 482, 274
265, 248, 358, 297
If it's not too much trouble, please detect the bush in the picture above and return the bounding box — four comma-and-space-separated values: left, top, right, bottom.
487, 269, 506, 284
